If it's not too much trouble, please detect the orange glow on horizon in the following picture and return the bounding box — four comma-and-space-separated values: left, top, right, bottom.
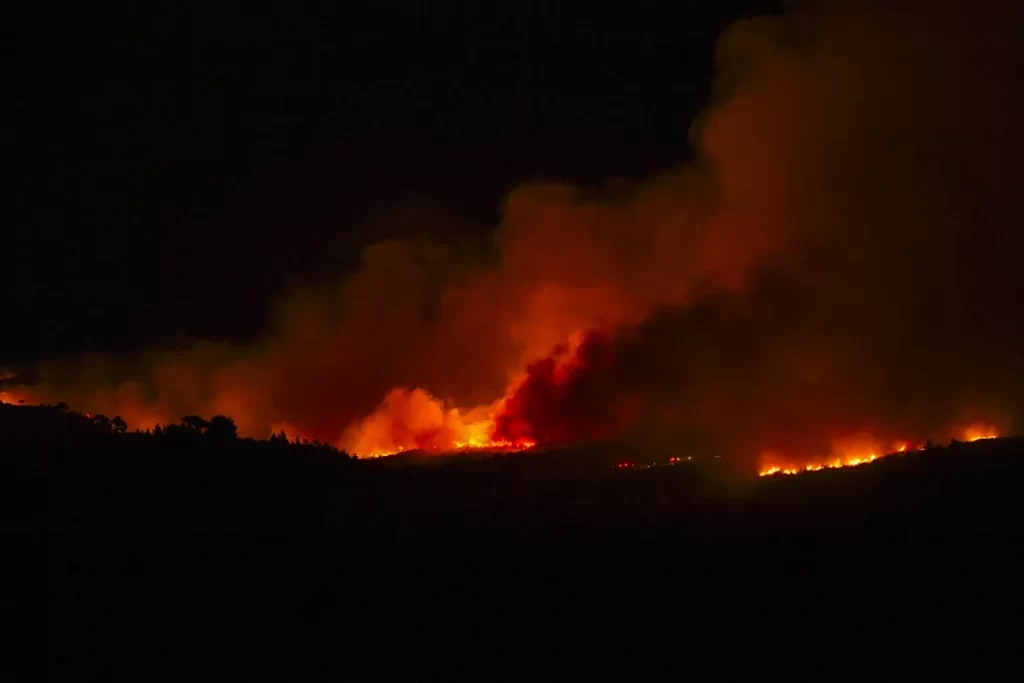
760, 424, 1004, 477
963, 424, 1000, 442
0, 390, 25, 406
5, 375, 1006, 468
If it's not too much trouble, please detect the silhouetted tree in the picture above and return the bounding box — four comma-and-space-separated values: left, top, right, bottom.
181, 415, 211, 432
206, 415, 238, 442
111, 416, 128, 434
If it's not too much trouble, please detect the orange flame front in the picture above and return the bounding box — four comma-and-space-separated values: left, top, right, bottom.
963, 424, 1000, 443
342, 387, 536, 458
760, 454, 879, 477
759, 424, 1001, 477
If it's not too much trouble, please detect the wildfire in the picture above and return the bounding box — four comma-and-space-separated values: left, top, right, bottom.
964, 425, 1000, 442
342, 387, 540, 458
760, 454, 880, 477
759, 424, 1002, 477
363, 437, 537, 459
453, 437, 537, 451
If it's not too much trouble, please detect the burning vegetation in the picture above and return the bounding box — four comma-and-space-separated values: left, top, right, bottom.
12, 0, 1024, 472
759, 425, 1003, 476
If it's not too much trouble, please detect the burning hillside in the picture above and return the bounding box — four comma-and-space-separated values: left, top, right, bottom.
341, 386, 537, 458
758, 426, 1001, 477
14, 0, 1024, 471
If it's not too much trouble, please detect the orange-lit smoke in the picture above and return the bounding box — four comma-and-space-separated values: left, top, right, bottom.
20, 0, 1024, 469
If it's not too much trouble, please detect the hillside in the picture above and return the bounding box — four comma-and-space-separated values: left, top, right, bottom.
6, 402, 1024, 680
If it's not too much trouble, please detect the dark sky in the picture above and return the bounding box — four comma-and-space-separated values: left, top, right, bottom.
4, 1, 782, 366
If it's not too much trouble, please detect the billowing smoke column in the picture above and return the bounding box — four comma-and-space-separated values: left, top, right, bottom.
493, 331, 627, 446
26, 0, 1024, 471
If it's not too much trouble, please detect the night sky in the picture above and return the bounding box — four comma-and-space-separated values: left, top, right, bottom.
5, 1, 782, 366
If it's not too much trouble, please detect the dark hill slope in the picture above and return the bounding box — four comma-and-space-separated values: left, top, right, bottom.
5, 403, 1024, 681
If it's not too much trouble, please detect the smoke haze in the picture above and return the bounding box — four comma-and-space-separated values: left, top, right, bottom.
25, 0, 1024, 470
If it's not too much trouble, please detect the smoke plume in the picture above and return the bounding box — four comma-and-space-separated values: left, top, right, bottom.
27, 0, 1024, 470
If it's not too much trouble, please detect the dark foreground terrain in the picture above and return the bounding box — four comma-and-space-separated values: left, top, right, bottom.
4, 403, 1024, 681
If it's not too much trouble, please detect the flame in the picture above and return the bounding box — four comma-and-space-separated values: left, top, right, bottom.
5, 364, 1006, 467
361, 436, 536, 459
962, 424, 999, 442
760, 451, 884, 477
453, 437, 537, 451
758, 432, 902, 477
2, 380, 1007, 470
760, 424, 1004, 477
341, 387, 537, 458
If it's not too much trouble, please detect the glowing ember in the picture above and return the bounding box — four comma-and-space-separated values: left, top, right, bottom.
453, 438, 537, 451
363, 437, 537, 459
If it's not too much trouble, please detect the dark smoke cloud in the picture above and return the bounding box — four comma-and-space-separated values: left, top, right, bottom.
29, 0, 1024, 467
495, 0, 1024, 468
